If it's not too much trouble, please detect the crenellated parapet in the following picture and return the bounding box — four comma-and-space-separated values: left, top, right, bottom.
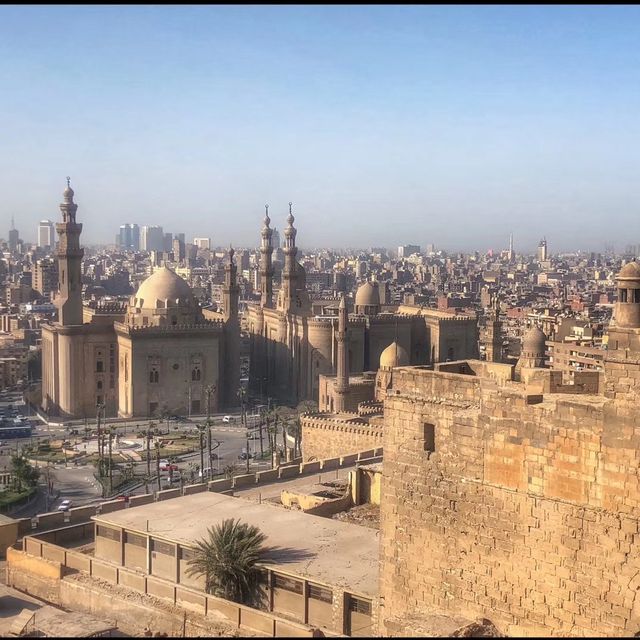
357, 400, 383, 416
114, 320, 224, 337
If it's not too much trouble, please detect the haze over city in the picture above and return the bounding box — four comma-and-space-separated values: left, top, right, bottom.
2, 5, 640, 252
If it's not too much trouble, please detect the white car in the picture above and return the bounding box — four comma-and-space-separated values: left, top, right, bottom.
57, 499, 72, 512
222, 415, 235, 423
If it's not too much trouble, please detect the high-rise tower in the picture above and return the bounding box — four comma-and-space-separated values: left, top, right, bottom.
260, 205, 274, 308
334, 293, 350, 412
55, 178, 84, 326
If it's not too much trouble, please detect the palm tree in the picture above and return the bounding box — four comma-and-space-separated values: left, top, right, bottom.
186, 518, 268, 605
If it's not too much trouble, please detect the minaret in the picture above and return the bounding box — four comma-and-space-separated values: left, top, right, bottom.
260, 205, 274, 308
56, 178, 84, 326
485, 294, 502, 362
223, 246, 240, 406
334, 293, 350, 412
508, 233, 514, 262
280, 203, 298, 313
222, 245, 239, 322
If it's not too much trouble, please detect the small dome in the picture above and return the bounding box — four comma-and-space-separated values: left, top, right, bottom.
63, 185, 74, 200
355, 281, 380, 307
380, 341, 409, 369
522, 326, 546, 354
617, 261, 640, 281
133, 266, 195, 309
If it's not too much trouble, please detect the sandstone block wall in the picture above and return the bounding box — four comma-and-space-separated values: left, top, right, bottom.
380, 367, 640, 637
302, 415, 383, 461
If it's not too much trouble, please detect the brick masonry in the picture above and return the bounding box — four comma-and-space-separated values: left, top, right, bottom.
380, 352, 640, 637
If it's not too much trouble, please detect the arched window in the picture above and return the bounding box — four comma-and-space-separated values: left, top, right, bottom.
154, 370, 159, 383
620, 289, 628, 303
192, 367, 201, 381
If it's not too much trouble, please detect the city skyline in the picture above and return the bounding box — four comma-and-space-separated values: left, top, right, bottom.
2, 5, 640, 251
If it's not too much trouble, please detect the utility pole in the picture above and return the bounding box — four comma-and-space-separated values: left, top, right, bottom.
96, 403, 103, 476
107, 429, 113, 497
205, 384, 216, 474
146, 425, 153, 478
155, 439, 161, 492
198, 424, 205, 482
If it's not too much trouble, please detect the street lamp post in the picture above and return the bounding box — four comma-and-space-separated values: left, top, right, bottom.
155, 439, 161, 492
205, 384, 216, 475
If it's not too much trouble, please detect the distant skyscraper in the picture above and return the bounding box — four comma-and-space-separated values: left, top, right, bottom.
8, 217, 19, 251
398, 244, 420, 258
118, 223, 140, 251
193, 237, 211, 250
271, 227, 281, 250
537, 238, 548, 262
163, 232, 173, 252
141, 225, 164, 252
38, 220, 55, 249
508, 233, 514, 262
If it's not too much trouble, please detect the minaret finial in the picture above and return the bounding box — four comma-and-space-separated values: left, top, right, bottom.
66, 176, 71, 188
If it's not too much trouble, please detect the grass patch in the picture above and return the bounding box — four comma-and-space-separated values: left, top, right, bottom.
0, 487, 36, 508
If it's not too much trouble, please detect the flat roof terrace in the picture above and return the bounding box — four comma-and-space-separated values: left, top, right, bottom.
93, 491, 379, 598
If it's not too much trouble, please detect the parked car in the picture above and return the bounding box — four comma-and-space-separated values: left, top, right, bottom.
222, 415, 235, 423
57, 499, 72, 512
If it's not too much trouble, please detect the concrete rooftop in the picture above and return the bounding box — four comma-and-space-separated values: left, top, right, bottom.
93, 491, 379, 597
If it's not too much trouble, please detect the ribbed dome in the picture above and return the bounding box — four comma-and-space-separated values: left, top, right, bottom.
618, 261, 640, 280
133, 266, 195, 309
522, 326, 546, 354
355, 281, 380, 307
380, 341, 409, 369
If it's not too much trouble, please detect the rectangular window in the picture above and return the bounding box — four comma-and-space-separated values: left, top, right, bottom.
308, 584, 333, 603
348, 597, 371, 615
151, 539, 175, 556
124, 532, 146, 548
97, 525, 121, 542
273, 574, 303, 594
191, 399, 201, 414
96, 361, 104, 373
423, 423, 435, 453
149, 402, 158, 415
179, 547, 197, 561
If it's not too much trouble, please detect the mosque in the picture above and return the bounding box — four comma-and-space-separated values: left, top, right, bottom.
40, 183, 240, 419
246, 208, 479, 405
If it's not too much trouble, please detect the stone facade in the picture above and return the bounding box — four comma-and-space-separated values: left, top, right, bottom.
41, 185, 239, 419
302, 412, 383, 461
380, 335, 640, 636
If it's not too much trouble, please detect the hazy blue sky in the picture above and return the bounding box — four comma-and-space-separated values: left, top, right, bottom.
2, 5, 640, 252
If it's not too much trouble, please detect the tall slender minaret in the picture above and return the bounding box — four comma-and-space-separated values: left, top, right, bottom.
334, 293, 350, 412
508, 233, 514, 262
222, 245, 239, 322
223, 246, 240, 406
260, 205, 274, 308
280, 203, 298, 313
56, 178, 84, 326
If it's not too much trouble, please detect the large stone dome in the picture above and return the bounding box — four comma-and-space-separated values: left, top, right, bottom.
617, 261, 640, 281
380, 341, 409, 369
355, 281, 380, 307
132, 266, 195, 310
522, 326, 546, 355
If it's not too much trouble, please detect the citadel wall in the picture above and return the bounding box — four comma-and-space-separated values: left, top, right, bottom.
380, 366, 640, 637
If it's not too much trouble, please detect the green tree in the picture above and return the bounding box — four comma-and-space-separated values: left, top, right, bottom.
186, 518, 268, 605
11, 454, 40, 492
